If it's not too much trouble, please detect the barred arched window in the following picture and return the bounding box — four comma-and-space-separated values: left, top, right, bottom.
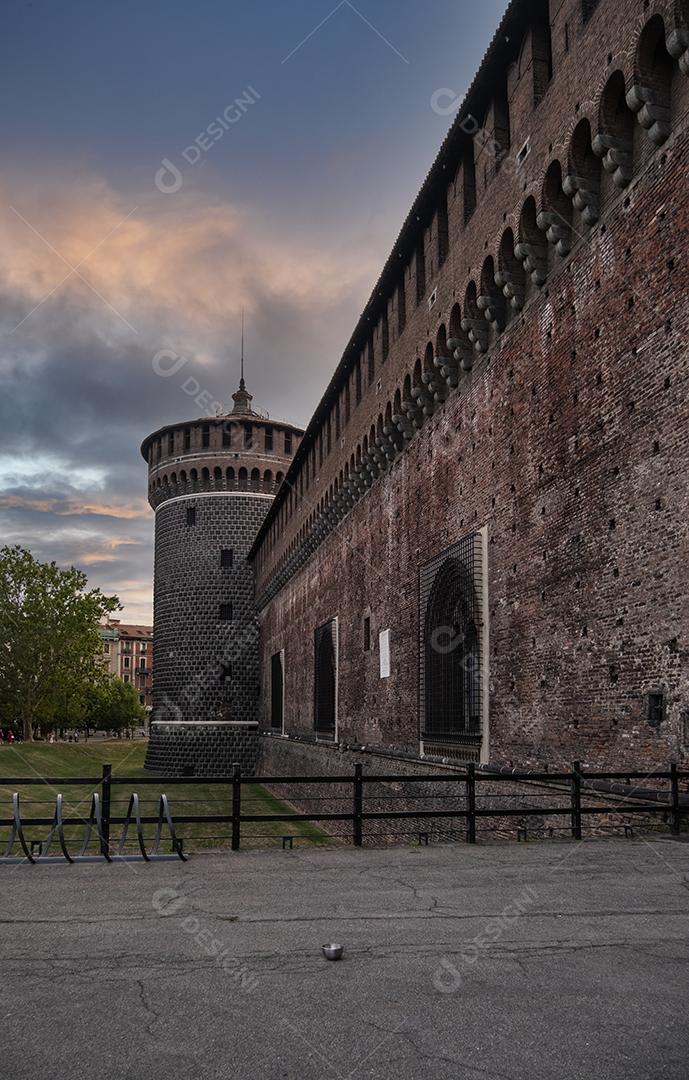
420, 534, 484, 760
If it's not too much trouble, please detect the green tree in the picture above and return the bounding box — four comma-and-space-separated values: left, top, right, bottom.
0, 545, 120, 740
84, 677, 146, 736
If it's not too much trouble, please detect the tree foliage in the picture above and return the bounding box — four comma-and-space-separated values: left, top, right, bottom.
84, 677, 146, 735
0, 545, 120, 739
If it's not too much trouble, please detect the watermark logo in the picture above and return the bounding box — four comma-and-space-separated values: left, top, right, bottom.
151, 348, 224, 416
152, 887, 259, 991
432, 885, 539, 993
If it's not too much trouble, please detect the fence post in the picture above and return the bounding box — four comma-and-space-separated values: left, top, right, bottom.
571, 761, 582, 841
231, 763, 242, 851
353, 764, 363, 847
100, 763, 112, 857
670, 763, 681, 836
466, 762, 477, 844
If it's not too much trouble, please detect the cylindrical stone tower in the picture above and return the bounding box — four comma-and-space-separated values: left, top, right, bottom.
141, 377, 301, 774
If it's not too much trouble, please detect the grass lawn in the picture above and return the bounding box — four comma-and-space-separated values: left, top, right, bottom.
0, 739, 329, 854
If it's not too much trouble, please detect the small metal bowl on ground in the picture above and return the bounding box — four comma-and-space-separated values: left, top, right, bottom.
322, 943, 344, 961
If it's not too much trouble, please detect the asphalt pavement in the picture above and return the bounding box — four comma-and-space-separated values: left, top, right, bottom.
1, 837, 688, 1079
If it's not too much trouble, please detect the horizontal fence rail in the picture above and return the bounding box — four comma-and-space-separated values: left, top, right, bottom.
0, 761, 687, 863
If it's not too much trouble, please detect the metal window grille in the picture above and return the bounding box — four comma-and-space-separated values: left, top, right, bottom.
314, 619, 337, 737
419, 533, 484, 761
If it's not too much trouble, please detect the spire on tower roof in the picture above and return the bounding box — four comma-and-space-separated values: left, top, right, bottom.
231, 309, 254, 414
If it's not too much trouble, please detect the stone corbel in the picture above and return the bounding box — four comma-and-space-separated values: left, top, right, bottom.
477, 288, 506, 329
667, 28, 689, 77
382, 424, 402, 455
433, 352, 460, 388
562, 174, 600, 225
460, 315, 489, 354
536, 210, 572, 256
392, 412, 415, 441
406, 397, 427, 429
370, 443, 390, 469
513, 241, 548, 286
422, 369, 448, 404
494, 269, 526, 310
625, 83, 671, 146
591, 133, 633, 188
447, 336, 475, 372
410, 385, 436, 419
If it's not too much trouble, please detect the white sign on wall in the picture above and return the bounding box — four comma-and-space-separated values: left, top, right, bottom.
379, 628, 390, 679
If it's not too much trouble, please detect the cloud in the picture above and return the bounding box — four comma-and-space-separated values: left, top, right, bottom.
0, 167, 381, 620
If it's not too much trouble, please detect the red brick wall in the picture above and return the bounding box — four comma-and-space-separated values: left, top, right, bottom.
253, 0, 689, 769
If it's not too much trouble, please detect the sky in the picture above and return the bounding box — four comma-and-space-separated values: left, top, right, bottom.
0, 0, 506, 622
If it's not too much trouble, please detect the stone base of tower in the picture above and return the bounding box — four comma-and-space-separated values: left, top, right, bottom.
144, 721, 259, 776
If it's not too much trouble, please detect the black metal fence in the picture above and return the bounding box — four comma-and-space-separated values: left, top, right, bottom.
0, 761, 687, 863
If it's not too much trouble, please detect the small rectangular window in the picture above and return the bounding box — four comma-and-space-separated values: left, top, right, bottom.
184, 427, 191, 451
271, 651, 284, 731
222, 425, 232, 448
103, 643, 110, 654
646, 691, 665, 728
168, 431, 174, 454
220, 548, 233, 568
265, 426, 273, 452
284, 431, 292, 455
397, 279, 406, 335
123, 656, 130, 669
363, 616, 371, 652
244, 424, 253, 449
187, 506, 196, 526
201, 423, 210, 448
219, 602, 233, 621
355, 359, 362, 404
415, 241, 426, 304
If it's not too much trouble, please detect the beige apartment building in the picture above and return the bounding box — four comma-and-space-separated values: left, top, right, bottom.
99, 618, 153, 713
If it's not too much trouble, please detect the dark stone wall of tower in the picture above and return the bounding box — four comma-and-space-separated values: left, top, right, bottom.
152, 494, 271, 724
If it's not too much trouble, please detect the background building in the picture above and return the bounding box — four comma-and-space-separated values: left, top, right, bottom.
141, 376, 302, 773
99, 618, 153, 712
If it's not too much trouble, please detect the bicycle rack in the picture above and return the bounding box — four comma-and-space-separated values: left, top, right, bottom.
0, 791, 187, 864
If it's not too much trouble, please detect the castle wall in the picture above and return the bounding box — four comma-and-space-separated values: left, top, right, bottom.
251, 0, 689, 770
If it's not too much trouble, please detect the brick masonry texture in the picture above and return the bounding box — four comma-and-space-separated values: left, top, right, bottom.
251, 0, 689, 772
151, 494, 269, 725
146, 722, 258, 776
258, 734, 668, 844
